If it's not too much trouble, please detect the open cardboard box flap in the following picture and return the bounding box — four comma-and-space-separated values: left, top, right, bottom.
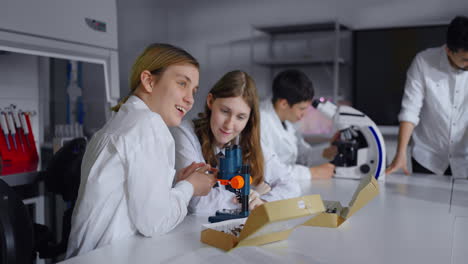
304, 174, 379, 228
201, 194, 324, 251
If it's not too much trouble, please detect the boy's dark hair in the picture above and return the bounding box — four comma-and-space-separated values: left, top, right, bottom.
447, 16, 468, 52
272, 69, 314, 106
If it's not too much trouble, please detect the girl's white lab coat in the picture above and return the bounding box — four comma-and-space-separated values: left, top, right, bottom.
170, 119, 301, 216
67, 96, 193, 257
259, 100, 327, 180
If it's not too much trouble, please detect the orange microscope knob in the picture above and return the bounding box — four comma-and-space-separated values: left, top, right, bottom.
230, 175, 245, 189
218, 179, 230, 185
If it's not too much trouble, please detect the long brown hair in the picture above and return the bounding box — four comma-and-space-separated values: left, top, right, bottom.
193, 70, 264, 186
111, 43, 199, 112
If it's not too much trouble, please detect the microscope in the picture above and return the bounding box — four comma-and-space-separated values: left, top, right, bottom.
208, 144, 251, 223
312, 99, 386, 181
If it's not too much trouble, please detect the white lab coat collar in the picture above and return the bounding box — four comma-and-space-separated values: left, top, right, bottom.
125, 95, 149, 110
262, 99, 284, 128
440, 44, 465, 75
260, 100, 299, 163
212, 137, 241, 157
213, 145, 225, 156
261, 99, 297, 144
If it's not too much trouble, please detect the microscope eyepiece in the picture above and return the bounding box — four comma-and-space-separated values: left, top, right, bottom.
311, 99, 321, 108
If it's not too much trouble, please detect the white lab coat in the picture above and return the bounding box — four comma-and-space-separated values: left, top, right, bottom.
67, 96, 193, 257
170, 119, 301, 216
399, 46, 468, 178
259, 100, 327, 180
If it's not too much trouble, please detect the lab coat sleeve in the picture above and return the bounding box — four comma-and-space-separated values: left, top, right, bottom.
189, 187, 237, 216
171, 122, 237, 216
171, 124, 205, 170
291, 164, 313, 180
260, 146, 302, 202
295, 131, 329, 167
398, 53, 425, 126
121, 128, 193, 237
260, 128, 312, 181
260, 115, 311, 180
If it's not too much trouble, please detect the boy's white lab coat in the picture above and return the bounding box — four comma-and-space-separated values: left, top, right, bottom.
67, 96, 193, 257
170, 120, 301, 216
259, 100, 327, 180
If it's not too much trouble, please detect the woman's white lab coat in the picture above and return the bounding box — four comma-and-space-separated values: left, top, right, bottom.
259, 100, 327, 180
67, 96, 194, 257
170, 119, 301, 216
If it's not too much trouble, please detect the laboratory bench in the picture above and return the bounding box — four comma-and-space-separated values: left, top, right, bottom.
1, 168, 48, 264
2, 170, 41, 187
1, 170, 45, 225
58, 173, 468, 264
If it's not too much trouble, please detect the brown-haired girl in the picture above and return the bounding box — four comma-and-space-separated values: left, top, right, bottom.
171, 70, 300, 216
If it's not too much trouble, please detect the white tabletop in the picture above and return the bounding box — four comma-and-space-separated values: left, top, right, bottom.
58, 173, 467, 264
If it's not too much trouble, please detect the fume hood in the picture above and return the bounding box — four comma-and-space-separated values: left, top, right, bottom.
0, 0, 120, 176
0, 4, 120, 260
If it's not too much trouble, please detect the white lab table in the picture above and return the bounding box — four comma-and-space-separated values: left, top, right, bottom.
58, 173, 467, 264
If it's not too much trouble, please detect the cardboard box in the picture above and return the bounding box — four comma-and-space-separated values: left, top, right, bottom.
201, 194, 325, 251
304, 174, 379, 228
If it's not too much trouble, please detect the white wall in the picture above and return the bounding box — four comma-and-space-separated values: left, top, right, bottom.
114, 0, 468, 163
116, 1, 468, 162
157, 0, 468, 118
117, 0, 169, 98
0, 52, 41, 145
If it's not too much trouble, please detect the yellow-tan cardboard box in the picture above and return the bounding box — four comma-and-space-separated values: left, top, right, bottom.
304, 174, 379, 228
201, 194, 324, 251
